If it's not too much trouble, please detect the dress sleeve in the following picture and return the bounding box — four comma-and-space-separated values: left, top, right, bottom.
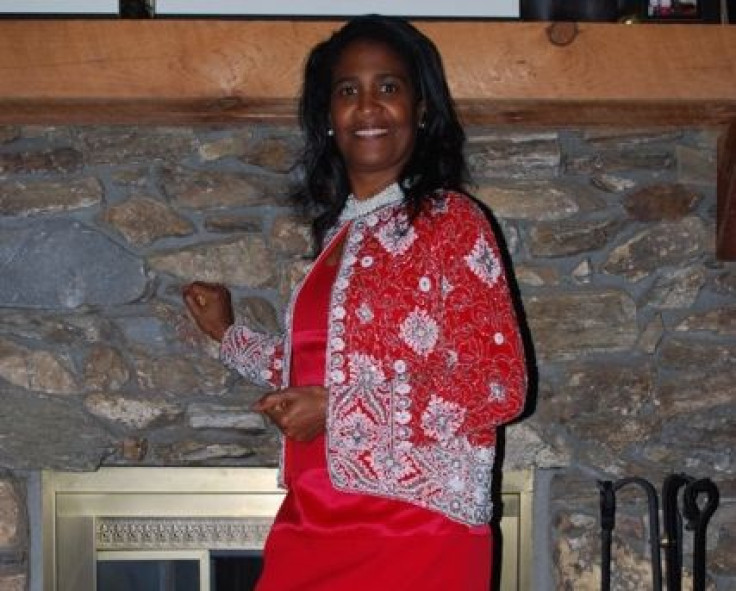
219, 323, 285, 390
434, 197, 528, 446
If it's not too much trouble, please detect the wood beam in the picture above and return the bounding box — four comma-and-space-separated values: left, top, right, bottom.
1, 21, 735, 117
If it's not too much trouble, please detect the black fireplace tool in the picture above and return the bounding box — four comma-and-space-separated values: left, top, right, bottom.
598, 473, 719, 591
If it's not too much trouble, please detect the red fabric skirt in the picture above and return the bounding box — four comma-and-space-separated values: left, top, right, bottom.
256, 227, 492, 591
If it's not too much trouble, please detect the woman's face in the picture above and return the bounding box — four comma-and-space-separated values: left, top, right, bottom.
329, 39, 422, 197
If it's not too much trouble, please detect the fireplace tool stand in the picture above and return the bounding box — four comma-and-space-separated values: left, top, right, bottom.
598, 473, 719, 591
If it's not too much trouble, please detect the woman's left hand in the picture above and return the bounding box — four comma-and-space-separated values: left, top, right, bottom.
254, 386, 328, 442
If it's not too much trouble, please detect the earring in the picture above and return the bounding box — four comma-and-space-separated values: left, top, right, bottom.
418, 119, 426, 130
327, 128, 334, 136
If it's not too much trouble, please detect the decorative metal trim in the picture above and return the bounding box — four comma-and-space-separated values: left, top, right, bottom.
97, 517, 274, 550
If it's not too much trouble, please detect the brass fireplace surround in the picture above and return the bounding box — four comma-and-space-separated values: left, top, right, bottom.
42, 467, 533, 591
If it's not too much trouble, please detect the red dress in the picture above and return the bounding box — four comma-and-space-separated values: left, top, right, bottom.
256, 227, 492, 591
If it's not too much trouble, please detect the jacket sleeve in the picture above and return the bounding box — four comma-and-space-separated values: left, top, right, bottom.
219, 323, 284, 390
432, 197, 528, 446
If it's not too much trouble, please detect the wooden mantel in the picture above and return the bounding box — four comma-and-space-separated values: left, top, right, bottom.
0, 20, 735, 258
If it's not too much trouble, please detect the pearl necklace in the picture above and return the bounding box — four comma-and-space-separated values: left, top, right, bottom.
338, 182, 404, 223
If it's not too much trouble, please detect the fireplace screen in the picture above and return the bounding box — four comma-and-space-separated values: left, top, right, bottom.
43, 467, 532, 590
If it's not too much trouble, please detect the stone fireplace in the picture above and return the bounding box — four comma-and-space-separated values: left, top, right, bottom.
0, 19, 735, 591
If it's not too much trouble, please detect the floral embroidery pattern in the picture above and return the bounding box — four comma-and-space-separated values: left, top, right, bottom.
220, 326, 283, 389
399, 308, 439, 357
465, 234, 502, 287
356, 302, 374, 324
488, 381, 507, 402
421, 394, 466, 442
347, 353, 386, 396
376, 214, 417, 256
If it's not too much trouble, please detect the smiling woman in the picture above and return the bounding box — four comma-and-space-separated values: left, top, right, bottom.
183, 14, 529, 591
329, 39, 422, 198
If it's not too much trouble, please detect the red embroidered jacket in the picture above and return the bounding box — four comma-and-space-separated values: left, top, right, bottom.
221, 191, 528, 525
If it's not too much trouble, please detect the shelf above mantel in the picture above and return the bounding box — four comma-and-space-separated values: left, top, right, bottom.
0, 19, 735, 258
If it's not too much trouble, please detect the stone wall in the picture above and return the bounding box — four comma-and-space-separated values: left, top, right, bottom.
0, 124, 734, 589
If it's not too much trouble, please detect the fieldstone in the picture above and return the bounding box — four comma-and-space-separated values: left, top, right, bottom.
198, 136, 247, 161
83, 344, 130, 391
160, 167, 284, 209
279, 259, 312, 304
0, 220, 148, 309
572, 259, 593, 282
539, 361, 655, 424
499, 221, 520, 254
711, 524, 736, 576
0, 338, 78, 394
590, 173, 636, 193
78, 127, 196, 165
523, 290, 638, 360
656, 368, 736, 417
512, 264, 560, 287
241, 136, 300, 173
0, 311, 115, 344
637, 314, 664, 353
529, 218, 622, 257
466, 132, 560, 179
475, 181, 605, 221
235, 296, 282, 335
0, 126, 20, 144
659, 414, 735, 466
644, 266, 706, 309
623, 183, 701, 221
85, 394, 180, 429
101, 195, 194, 245
133, 354, 229, 396
603, 217, 709, 282
20, 126, 73, 141
582, 128, 683, 146
270, 215, 312, 255
0, 177, 101, 216
148, 236, 276, 288
550, 470, 600, 504
0, 481, 21, 545
0, 391, 113, 470
0, 147, 82, 175
677, 144, 716, 186
114, 315, 169, 349
504, 422, 571, 470
713, 271, 736, 296
566, 151, 674, 175
204, 213, 261, 233
554, 517, 600, 591
165, 443, 257, 463
555, 513, 660, 591
186, 403, 266, 432
110, 167, 150, 188
659, 337, 736, 370
0, 573, 26, 591
675, 306, 736, 335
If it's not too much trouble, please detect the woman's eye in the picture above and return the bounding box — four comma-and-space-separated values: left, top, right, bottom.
337, 85, 357, 97
380, 82, 398, 94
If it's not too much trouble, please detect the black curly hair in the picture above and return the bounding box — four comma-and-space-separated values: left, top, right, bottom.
292, 14, 470, 249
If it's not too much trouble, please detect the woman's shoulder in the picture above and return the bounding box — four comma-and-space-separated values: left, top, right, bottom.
420, 189, 492, 231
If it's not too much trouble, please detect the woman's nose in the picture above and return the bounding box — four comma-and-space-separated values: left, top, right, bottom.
357, 90, 378, 114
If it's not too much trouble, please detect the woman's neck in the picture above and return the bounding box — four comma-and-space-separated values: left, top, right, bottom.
349, 175, 400, 201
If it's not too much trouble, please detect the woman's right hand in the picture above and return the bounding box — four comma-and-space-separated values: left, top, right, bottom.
182, 281, 235, 342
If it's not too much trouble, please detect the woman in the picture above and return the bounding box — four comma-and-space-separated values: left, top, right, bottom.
184, 15, 527, 590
